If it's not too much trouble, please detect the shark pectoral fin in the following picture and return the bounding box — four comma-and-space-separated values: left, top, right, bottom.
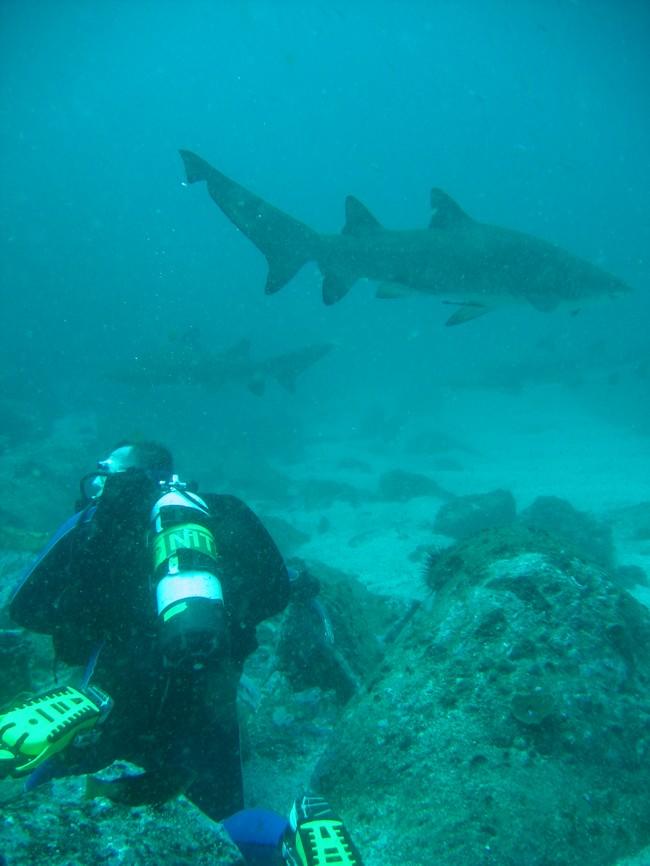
429, 189, 473, 229
526, 294, 559, 312
322, 272, 354, 305
444, 302, 493, 326
342, 196, 383, 235
375, 282, 411, 299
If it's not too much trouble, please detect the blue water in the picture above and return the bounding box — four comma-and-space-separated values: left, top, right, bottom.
0, 0, 648, 466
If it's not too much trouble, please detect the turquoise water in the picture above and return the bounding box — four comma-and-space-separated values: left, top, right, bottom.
1, 0, 648, 457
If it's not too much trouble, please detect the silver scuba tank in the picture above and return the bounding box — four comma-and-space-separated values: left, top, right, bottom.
149, 476, 226, 668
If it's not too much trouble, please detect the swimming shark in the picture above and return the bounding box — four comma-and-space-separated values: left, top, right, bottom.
110, 332, 333, 396
179, 150, 632, 325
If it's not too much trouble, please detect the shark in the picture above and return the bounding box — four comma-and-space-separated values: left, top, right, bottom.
109, 331, 333, 396
179, 150, 632, 326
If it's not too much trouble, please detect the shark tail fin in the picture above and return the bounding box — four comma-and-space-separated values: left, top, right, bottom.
179, 150, 215, 184
265, 241, 314, 295
179, 150, 319, 294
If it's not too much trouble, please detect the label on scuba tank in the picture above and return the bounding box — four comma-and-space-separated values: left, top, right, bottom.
156, 571, 224, 615
151, 522, 218, 572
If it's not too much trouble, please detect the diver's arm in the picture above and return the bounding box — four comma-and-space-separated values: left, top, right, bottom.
203, 493, 291, 624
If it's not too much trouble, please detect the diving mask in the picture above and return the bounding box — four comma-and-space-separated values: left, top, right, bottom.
79, 445, 138, 503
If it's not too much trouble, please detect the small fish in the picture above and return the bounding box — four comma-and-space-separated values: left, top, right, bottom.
85, 765, 196, 807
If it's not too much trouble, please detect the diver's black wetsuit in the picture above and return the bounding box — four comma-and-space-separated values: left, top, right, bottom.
10, 475, 290, 820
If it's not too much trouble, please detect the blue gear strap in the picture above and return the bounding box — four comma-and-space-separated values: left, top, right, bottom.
222, 808, 289, 866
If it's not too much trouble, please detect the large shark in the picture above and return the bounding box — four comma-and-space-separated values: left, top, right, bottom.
179, 150, 632, 325
110, 332, 333, 396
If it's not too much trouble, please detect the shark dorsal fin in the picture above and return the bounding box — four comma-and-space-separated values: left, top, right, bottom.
342, 196, 383, 235
429, 189, 473, 229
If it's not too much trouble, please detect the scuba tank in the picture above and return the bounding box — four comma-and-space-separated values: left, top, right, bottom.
149, 476, 227, 668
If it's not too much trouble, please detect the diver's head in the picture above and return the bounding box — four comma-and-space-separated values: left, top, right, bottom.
101, 441, 174, 481
80, 440, 174, 504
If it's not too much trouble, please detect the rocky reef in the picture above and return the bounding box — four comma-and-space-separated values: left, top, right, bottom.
0, 771, 243, 866
312, 524, 650, 866
519, 494, 614, 568
433, 488, 516, 539
4, 466, 650, 866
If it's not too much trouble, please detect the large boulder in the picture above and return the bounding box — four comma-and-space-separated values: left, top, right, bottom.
275, 560, 406, 701
607, 501, 650, 542
519, 494, 614, 568
313, 525, 650, 866
375, 469, 453, 502
433, 488, 516, 539
242, 559, 411, 813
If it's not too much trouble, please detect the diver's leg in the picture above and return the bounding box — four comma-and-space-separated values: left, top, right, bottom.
139, 663, 244, 821
186, 710, 244, 820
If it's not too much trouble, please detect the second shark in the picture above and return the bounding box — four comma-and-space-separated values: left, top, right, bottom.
111, 332, 333, 396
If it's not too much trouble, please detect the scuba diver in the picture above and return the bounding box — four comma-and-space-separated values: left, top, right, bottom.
0, 440, 363, 865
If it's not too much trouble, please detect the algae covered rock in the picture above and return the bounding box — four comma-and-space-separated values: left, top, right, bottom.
259, 513, 311, 556
519, 494, 614, 567
613, 563, 649, 589
313, 525, 650, 866
242, 559, 410, 813
0, 771, 243, 866
275, 559, 403, 701
607, 501, 650, 542
299, 477, 362, 509
375, 469, 452, 502
433, 488, 516, 539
